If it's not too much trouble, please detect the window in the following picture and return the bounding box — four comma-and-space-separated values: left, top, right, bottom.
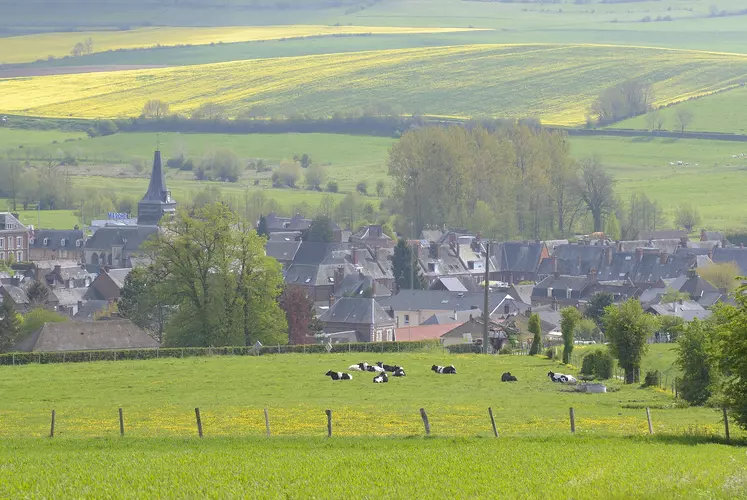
43, 237, 49, 246
0, 252, 4, 260
61, 238, 67, 247
427, 263, 435, 272
0, 238, 4, 249
404, 314, 410, 325
386, 328, 393, 342
16, 236, 22, 248
16, 251, 22, 262
76, 239, 82, 247
29, 237, 35, 245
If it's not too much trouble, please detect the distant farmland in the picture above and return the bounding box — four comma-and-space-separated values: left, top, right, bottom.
2, 44, 747, 125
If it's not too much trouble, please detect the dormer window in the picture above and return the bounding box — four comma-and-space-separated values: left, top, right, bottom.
76, 239, 82, 247
61, 238, 67, 246
29, 237, 35, 245
43, 237, 49, 246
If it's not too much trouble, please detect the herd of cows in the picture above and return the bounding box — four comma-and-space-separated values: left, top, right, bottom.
325, 363, 579, 385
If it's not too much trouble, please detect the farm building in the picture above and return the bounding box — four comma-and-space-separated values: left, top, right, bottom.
13, 320, 158, 352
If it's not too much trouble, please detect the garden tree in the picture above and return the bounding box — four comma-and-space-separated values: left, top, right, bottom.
304, 163, 327, 191
279, 285, 320, 345
576, 156, 615, 232
560, 307, 582, 364
575, 318, 599, 341
118, 267, 167, 342
198, 149, 240, 182
605, 213, 621, 241
84, 37, 94, 54
20, 308, 67, 337
620, 193, 664, 240
326, 180, 339, 193
26, 280, 49, 307
141, 100, 170, 119
674, 203, 701, 233
660, 287, 690, 304
657, 315, 685, 341
677, 319, 718, 405
356, 180, 368, 195
699, 261, 740, 293
392, 239, 425, 291
256, 214, 268, 237
144, 203, 287, 347
528, 313, 542, 355
675, 107, 694, 133
602, 299, 659, 383
304, 216, 334, 243
590, 79, 653, 125
0, 295, 22, 352
375, 180, 386, 197
190, 102, 226, 121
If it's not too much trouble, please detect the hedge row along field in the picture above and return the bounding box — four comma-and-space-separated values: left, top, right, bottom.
2, 44, 747, 124
0, 25, 486, 65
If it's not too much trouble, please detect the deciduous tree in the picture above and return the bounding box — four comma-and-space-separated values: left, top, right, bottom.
392, 239, 425, 291
576, 156, 615, 232
675, 107, 694, 133
602, 299, 658, 383
304, 216, 334, 243
141, 100, 170, 119
699, 262, 740, 293
280, 285, 320, 345
674, 203, 701, 233
0, 295, 22, 352
528, 313, 542, 355
560, 307, 582, 364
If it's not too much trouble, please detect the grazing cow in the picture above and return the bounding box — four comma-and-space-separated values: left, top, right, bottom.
377, 362, 399, 372
392, 368, 406, 377
348, 364, 363, 371
501, 372, 518, 382
366, 365, 385, 373
431, 364, 457, 374
373, 373, 389, 383
548, 371, 577, 384
325, 370, 353, 381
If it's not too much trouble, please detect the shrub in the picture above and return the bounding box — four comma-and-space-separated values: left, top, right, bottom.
594, 350, 614, 379
326, 180, 339, 193
545, 347, 555, 360
581, 352, 596, 376
644, 370, 660, 387
499, 344, 512, 355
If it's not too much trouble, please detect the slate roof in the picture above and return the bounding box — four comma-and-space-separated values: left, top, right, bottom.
553, 244, 607, 276
292, 242, 346, 265
597, 251, 637, 280
318, 298, 393, 325
508, 284, 534, 305
265, 212, 312, 232
712, 247, 747, 275
265, 240, 301, 262
648, 301, 711, 321
702, 230, 725, 242
528, 304, 562, 329
85, 225, 159, 252
0, 212, 25, 231
14, 319, 159, 352
351, 225, 392, 244
378, 289, 509, 314
267, 232, 302, 241
421, 229, 443, 243
51, 288, 88, 306
432, 276, 469, 292
421, 309, 482, 325
1, 285, 29, 304
533, 275, 591, 294
73, 300, 110, 321
498, 241, 545, 273
396, 322, 464, 342
107, 269, 132, 289
30, 230, 84, 251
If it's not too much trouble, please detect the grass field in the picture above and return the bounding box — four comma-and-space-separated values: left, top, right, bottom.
0, 127, 85, 151
614, 86, 747, 135
3, 44, 747, 124
2, 436, 746, 498
0, 25, 484, 65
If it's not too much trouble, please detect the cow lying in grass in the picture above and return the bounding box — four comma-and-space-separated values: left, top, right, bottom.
392, 368, 406, 377
376, 361, 400, 372
348, 362, 384, 373
548, 371, 577, 384
373, 373, 389, 383
432, 365, 457, 374
325, 370, 353, 381
501, 372, 518, 382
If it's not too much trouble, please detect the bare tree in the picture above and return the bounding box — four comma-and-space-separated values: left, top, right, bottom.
645, 108, 665, 132
576, 155, 616, 233
142, 100, 170, 119
674, 203, 701, 232
675, 107, 694, 133
84, 37, 94, 54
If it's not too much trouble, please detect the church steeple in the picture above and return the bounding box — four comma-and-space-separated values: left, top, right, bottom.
137, 150, 176, 225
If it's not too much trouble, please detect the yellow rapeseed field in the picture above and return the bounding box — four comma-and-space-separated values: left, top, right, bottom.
0, 25, 485, 64
2, 44, 747, 124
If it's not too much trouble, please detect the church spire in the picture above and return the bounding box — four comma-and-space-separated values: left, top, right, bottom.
137, 149, 176, 225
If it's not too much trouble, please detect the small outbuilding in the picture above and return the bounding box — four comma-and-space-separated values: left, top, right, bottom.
13, 319, 159, 352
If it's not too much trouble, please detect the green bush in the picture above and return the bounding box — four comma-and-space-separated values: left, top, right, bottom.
545, 347, 555, 360
499, 344, 513, 355
580, 349, 614, 379
581, 352, 596, 376
644, 370, 661, 387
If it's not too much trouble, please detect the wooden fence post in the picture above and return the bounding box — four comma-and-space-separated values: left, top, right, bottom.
569, 407, 575, 434
645, 407, 653, 435
723, 407, 730, 443
488, 407, 498, 437
50, 410, 55, 438
325, 409, 332, 437
420, 408, 431, 435
195, 408, 203, 438
119, 408, 125, 436
264, 408, 271, 437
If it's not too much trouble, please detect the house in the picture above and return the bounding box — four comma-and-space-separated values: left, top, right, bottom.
137, 150, 176, 226
440, 316, 510, 350
488, 241, 548, 284
0, 283, 30, 313
13, 319, 159, 352
85, 268, 131, 301
429, 276, 480, 293
318, 297, 396, 342
89, 218, 138, 235
377, 289, 513, 327
647, 300, 711, 322
265, 212, 344, 242
51, 287, 88, 317
350, 225, 394, 249
532, 273, 595, 308
0, 212, 29, 263
28, 229, 85, 261
283, 243, 352, 302
265, 239, 302, 268
37, 263, 92, 289
83, 225, 158, 269
420, 308, 482, 325
395, 322, 464, 342
415, 240, 471, 284
638, 270, 722, 308
541, 244, 608, 278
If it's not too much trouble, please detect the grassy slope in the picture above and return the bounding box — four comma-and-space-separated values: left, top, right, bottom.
0, 351, 734, 439
3, 45, 747, 124
0, 26, 483, 65
1, 436, 745, 498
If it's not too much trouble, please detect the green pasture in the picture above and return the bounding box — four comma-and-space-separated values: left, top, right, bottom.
0, 128, 85, 151
1, 436, 745, 499
614, 86, 747, 135
0, 350, 734, 439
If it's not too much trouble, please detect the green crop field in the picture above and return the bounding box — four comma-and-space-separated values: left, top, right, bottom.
3, 44, 747, 125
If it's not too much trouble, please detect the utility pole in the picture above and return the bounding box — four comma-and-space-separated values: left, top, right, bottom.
483, 241, 490, 354
410, 221, 415, 290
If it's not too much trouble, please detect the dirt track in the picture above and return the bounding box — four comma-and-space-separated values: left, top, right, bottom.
0, 65, 166, 78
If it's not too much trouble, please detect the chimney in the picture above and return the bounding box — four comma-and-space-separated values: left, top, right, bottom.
503, 303, 510, 315
334, 266, 344, 293
77, 300, 83, 311
54, 264, 62, 280
660, 252, 668, 265
552, 297, 558, 311
606, 247, 613, 265
372, 280, 377, 296
10, 275, 19, 286
552, 256, 558, 276
636, 248, 643, 262
329, 294, 335, 308
453, 310, 457, 322
708, 249, 713, 260
352, 249, 357, 265
588, 268, 597, 283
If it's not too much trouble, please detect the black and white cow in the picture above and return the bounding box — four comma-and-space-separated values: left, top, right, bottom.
501, 372, 518, 382
373, 372, 389, 383
547, 371, 577, 384
326, 370, 353, 381
392, 368, 406, 377
366, 364, 385, 373
377, 362, 399, 372
432, 364, 457, 374
348, 364, 363, 371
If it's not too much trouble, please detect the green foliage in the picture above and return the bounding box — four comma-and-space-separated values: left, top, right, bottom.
709, 293, 747, 428
660, 288, 689, 305
25, 280, 49, 307
356, 180, 368, 195
528, 313, 541, 355
304, 163, 327, 191
392, 239, 425, 291
304, 216, 334, 243
580, 350, 613, 380
197, 149, 241, 182
676, 319, 718, 406
326, 180, 339, 193
118, 267, 166, 342
575, 318, 599, 341
145, 203, 287, 347
591, 79, 652, 125
577, 155, 616, 232
674, 203, 701, 233
602, 299, 659, 384
256, 214, 268, 237
699, 262, 740, 293
604, 213, 620, 241
585, 292, 614, 326
0, 295, 22, 352
657, 315, 686, 342
643, 370, 661, 388
560, 307, 582, 364
20, 307, 67, 336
